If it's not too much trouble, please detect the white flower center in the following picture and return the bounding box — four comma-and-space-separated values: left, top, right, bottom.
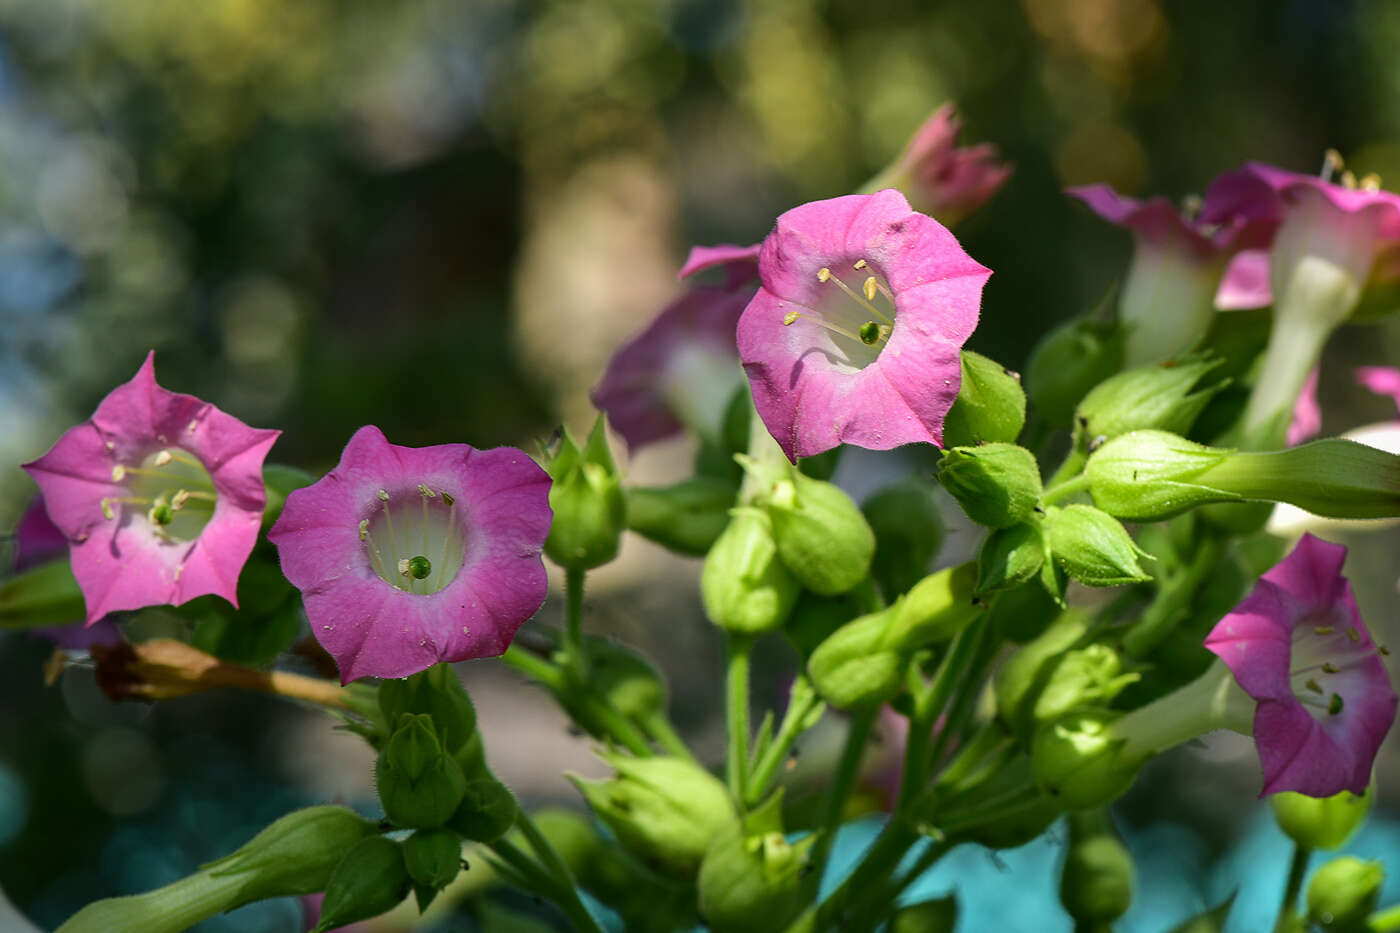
102, 448, 217, 542
362, 485, 465, 595
781, 258, 897, 371
1289, 610, 1378, 720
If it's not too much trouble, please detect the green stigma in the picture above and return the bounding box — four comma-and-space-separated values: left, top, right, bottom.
149, 498, 174, 526
859, 321, 881, 345
407, 555, 433, 580
1328, 693, 1344, 716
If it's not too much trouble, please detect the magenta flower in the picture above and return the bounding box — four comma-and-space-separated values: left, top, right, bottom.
1067, 184, 1275, 365
1205, 534, 1397, 796
737, 189, 990, 461
677, 243, 761, 287
11, 496, 124, 649
267, 425, 552, 683
1357, 365, 1400, 409
21, 353, 280, 624
866, 104, 1012, 226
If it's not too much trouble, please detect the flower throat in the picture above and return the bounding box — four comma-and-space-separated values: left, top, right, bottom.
102, 448, 217, 542
782, 259, 896, 368
360, 485, 466, 595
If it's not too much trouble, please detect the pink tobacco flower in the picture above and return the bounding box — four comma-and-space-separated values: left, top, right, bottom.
591, 244, 759, 452
1357, 365, 1400, 410
1067, 184, 1276, 365
1287, 367, 1322, 446
867, 104, 1012, 226
268, 425, 552, 683
11, 496, 124, 649
1205, 534, 1396, 797
21, 353, 280, 624
737, 189, 990, 461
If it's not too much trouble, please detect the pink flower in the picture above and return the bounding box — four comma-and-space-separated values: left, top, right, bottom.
267, 425, 551, 683
1067, 184, 1275, 365
1205, 534, 1397, 796
1357, 365, 1400, 410
738, 189, 990, 461
868, 104, 1011, 226
21, 353, 280, 624
590, 245, 758, 452
1287, 367, 1322, 446
11, 496, 125, 649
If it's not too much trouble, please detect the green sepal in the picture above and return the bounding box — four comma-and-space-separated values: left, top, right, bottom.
942, 350, 1027, 447
313, 836, 412, 933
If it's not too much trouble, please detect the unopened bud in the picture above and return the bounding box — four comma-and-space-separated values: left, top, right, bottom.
976, 522, 1047, 595
942, 350, 1027, 448
698, 799, 812, 933
702, 508, 800, 634
313, 836, 412, 932
764, 471, 875, 595
862, 478, 946, 601
806, 608, 903, 710
1271, 785, 1373, 852
1075, 357, 1225, 444
1044, 505, 1152, 587
376, 714, 468, 829
1059, 812, 1135, 924
445, 774, 518, 843
1025, 313, 1124, 427
1032, 710, 1142, 810
938, 443, 1042, 528
626, 477, 736, 556
205, 805, 380, 906
572, 753, 735, 878
379, 664, 480, 769
995, 612, 1091, 737
1085, 430, 1236, 521
885, 562, 984, 650
402, 828, 463, 890
543, 415, 627, 571
1306, 856, 1384, 933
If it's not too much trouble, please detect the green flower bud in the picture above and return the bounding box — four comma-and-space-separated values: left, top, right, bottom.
572, 753, 735, 878
445, 774, 518, 842
938, 444, 1043, 529
885, 562, 984, 650
1271, 786, 1373, 852
1059, 811, 1135, 924
626, 477, 737, 556
0, 558, 86, 629
1306, 857, 1384, 933
1085, 430, 1237, 521
314, 836, 412, 933
942, 350, 1027, 448
543, 415, 627, 571
807, 607, 903, 710
261, 464, 316, 529
891, 897, 958, 933
698, 794, 813, 933
1074, 357, 1226, 445
1032, 710, 1142, 810
995, 612, 1091, 736
765, 470, 876, 595
379, 663, 480, 770
204, 805, 380, 906
976, 522, 1047, 595
1044, 505, 1153, 587
376, 714, 468, 829
1002, 641, 1138, 741
402, 828, 462, 889
862, 478, 946, 601
1026, 313, 1124, 427
702, 508, 801, 634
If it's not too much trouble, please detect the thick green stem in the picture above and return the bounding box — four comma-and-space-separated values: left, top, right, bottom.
1045, 445, 1089, 490
808, 707, 878, 886
1122, 534, 1224, 658
1368, 903, 1400, 931
1112, 660, 1254, 762
925, 619, 998, 776
814, 818, 918, 932
1042, 472, 1091, 505
726, 634, 754, 802
564, 567, 587, 678
642, 711, 698, 763
1275, 844, 1312, 933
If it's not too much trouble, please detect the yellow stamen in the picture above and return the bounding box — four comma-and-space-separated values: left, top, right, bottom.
853, 259, 868, 270
1305, 679, 1323, 694
1322, 148, 1345, 181
863, 276, 879, 302
111, 465, 127, 482
781, 309, 872, 344
820, 268, 894, 325
1360, 173, 1382, 192
1314, 626, 1334, 635
153, 450, 173, 467
1322, 662, 1340, 674
1342, 170, 1358, 190
1347, 628, 1361, 643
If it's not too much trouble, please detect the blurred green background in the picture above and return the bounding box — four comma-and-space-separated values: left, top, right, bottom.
6, 0, 1400, 929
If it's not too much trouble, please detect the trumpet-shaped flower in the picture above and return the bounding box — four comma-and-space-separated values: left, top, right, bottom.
21, 353, 280, 623
1067, 184, 1276, 365
591, 245, 758, 452
863, 104, 1012, 226
1205, 534, 1396, 796
267, 425, 551, 683
737, 189, 990, 461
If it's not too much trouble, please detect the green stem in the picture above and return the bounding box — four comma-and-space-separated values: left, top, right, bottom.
1276, 844, 1312, 933
1045, 445, 1089, 490
897, 626, 982, 811
1042, 472, 1091, 505
925, 619, 997, 777
726, 634, 754, 802
500, 644, 564, 689
500, 644, 652, 755
564, 566, 587, 678
1122, 534, 1223, 658
747, 677, 824, 806
642, 711, 699, 763
808, 708, 879, 900
845, 838, 954, 933
516, 809, 607, 933
814, 817, 918, 932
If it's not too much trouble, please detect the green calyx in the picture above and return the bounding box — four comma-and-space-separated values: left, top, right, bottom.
543, 414, 627, 571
